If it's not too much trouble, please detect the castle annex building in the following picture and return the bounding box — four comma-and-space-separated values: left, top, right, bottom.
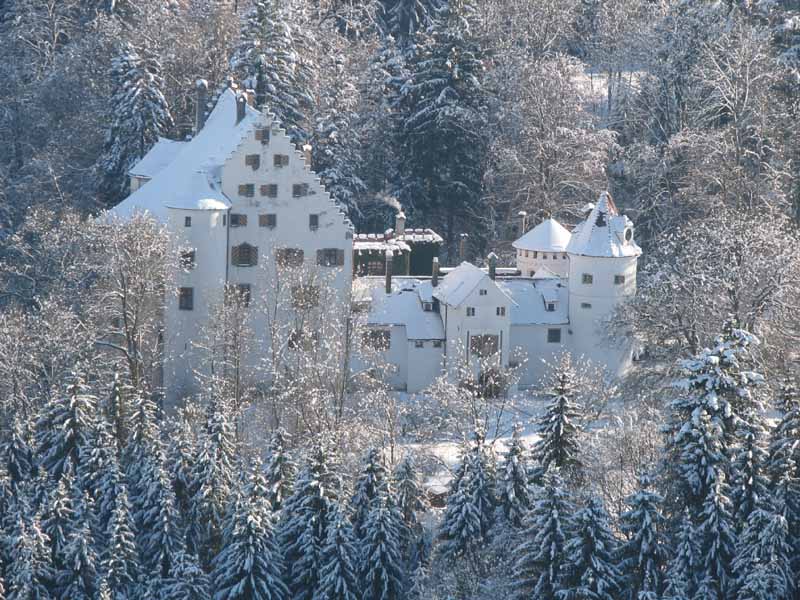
109, 85, 641, 402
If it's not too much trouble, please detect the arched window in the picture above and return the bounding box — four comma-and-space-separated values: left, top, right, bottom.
231, 243, 258, 267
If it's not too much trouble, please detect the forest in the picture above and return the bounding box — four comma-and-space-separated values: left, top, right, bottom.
2, 0, 800, 599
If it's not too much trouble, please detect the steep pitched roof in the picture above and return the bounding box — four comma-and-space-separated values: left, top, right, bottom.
566, 192, 642, 258
108, 90, 261, 221
368, 282, 445, 340
512, 218, 572, 252
531, 265, 561, 280
497, 279, 569, 325
128, 137, 186, 178
433, 262, 513, 308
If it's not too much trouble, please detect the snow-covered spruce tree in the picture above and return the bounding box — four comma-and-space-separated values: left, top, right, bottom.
393, 0, 488, 254
559, 496, 624, 600
0, 416, 33, 487
280, 445, 338, 600
97, 43, 173, 204
661, 509, 699, 600
618, 475, 668, 600
77, 419, 117, 508
512, 471, 575, 600
42, 472, 74, 569
496, 424, 530, 528
93, 450, 125, 542
212, 490, 287, 600
732, 501, 792, 600
167, 419, 197, 521
264, 428, 296, 513
359, 497, 405, 600
233, 0, 314, 145
102, 486, 140, 599
55, 521, 98, 600
438, 431, 495, 562
530, 355, 583, 485
391, 453, 427, 559
7, 515, 53, 600
314, 505, 360, 600
162, 550, 212, 600
350, 447, 389, 541
731, 418, 770, 528
386, 0, 442, 45
35, 377, 97, 480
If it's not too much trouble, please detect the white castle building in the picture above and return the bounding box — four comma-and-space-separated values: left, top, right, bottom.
109, 84, 642, 403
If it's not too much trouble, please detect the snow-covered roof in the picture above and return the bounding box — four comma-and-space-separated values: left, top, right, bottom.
353, 237, 411, 253
498, 279, 569, 325
384, 228, 444, 244
432, 262, 511, 308
566, 192, 642, 258
513, 218, 572, 252
367, 282, 445, 340
531, 265, 561, 280
128, 137, 186, 179
108, 90, 261, 222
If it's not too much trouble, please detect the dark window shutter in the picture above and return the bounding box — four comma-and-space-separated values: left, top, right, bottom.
231, 246, 240, 265
317, 249, 324, 266
252, 246, 258, 266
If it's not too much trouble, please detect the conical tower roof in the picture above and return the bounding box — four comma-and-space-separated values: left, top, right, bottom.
566, 192, 641, 258
512, 218, 572, 252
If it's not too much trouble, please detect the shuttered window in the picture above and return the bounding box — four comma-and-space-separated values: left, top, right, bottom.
245, 154, 260, 170
276, 248, 304, 267
254, 127, 270, 144
231, 243, 258, 267
259, 213, 277, 228
178, 287, 194, 310
273, 154, 289, 167
238, 184, 255, 197
293, 183, 310, 197
230, 214, 247, 227
317, 248, 345, 267
260, 184, 278, 198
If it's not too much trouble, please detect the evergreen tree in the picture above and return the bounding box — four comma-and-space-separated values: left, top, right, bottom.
97, 43, 173, 204
162, 551, 211, 600
661, 509, 699, 600
314, 506, 360, 600
102, 486, 139, 599
391, 454, 427, 555
560, 496, 624, 600
359, 498, 405, 600
264, 429, 296, 513
35, 378, 97, 480
618, 476, 667, 600
77, 420, 117, 509
496, 424, 530, 528
386, 0, 441, 44
731, 419, 770, 528
55, 522, 97, 600
732, 503, 792, 600
0, 416, 33, 487
167, 420, 197, 521
42, 473, 74, 569
212, 491, 287, 600
530, 356, 583, 484
7, 515, 53, 600
93, 452, 124, 542
512, 471, 575, 600
350, 447, 389, 541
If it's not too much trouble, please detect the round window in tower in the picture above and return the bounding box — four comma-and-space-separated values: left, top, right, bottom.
624, 227, 633, 242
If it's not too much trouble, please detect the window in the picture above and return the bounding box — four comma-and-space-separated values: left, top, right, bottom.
582, 273, 593, 284
479, 289, 487, 296
547, 328, 561, 343
466, 307, 476, 317
291, 284, 319, 309
273, 154, 289, 167
293, 183, 310, 197
260, 184, 278, 198
231, 243, 258, 267
254, 127, 270, 144
259, 213, 277, 228
363, 329, 390, 351
225, 283, 251, 307
533, 251, 538, 258
581, 302, 592, 309
614, 275, 626, 285
496, 306, 506, 316
179, 250, 195, 270
546, 303, 555, 312
562, 253, 568, 259
309, 214, 319, 231
317, 248, 345, 267
470, 334, 499, 358
276, 248, 304, 267
423, 302, 433, 312
238, 184, 255, 198
414, 340, 424, 348
543, 253, 548, 259
184, 216, 192, 227
552, 254, 558, 259
245, 154, 260, 170
433, 340, 443, 348
178, 287, 194, 310
288, 329, 319, 351
230, 213, 248, 227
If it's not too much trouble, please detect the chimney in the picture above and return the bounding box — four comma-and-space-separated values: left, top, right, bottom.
244, 88, 256, 107
302, 144, 312, 165
459, 233, 469, 263
195, 79, 208, 134
432, 257, 439, 287
385, 250, 393, 294
517, 210, 527, 235
395, 209, 406, 237
488, 252, 497, 280
236, 93, 247, 125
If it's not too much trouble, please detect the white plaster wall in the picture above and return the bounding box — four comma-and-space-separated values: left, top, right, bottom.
163, 208, 228, 407
567, 254, 638, 375
406, 340, 444, 392
510, 324, 568, 388
516, 250, 570, 277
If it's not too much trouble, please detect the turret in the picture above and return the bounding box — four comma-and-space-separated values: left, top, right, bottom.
512, 217, 572, 277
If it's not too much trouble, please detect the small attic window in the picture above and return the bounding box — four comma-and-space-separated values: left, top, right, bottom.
423, 302, 433, 312
294, 183, 310, 197
496, 306, 506, 316
615, 275, 626, 285
184, 216, 192, 227
254, 128, 270, 144
625, 228, 633, 242
596, 212, 607, 227
274, 154, 289, 167
245, 154, 260, 170
546, 303, 555, 312
466, 307, 476, 317
479, 289, 487, 296
582, 273, 593, 285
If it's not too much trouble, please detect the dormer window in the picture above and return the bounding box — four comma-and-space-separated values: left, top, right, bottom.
423, 302, 433, 312
479, 289, 487, 296
546, 303, 555, 312
466, 307, 476, 317
245, 154, 260, 170
496, 306, 506, 316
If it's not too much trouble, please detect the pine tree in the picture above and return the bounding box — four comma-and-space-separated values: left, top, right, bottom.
496, 425, 530, 528
731, 419, 770, 528
661, 509, 699, 600
560, 496, 624, 600
0, 416, 33, 487
97, 43, 173, 204
167, 420, 197, 521
359, 498, 405, 600
7, 515, 53, 600
212, 491, 287, 600
42, 473, 74, 569
350, 448, 389, 541
386, 0, 441, 44
513, 471, 575, 600
530, 356, 583, 484
618, 476, 667, 600
35, 377, 97, 480
694, 478, 737, 600
732, 502, 792, 600
314, 506, 360, 600
77, 420, 118, 508
102, 486, 139, 599
55, 521, 97, 600
264, 429, 296, 513
162, 551, 211, 600
391, 454, 427, 557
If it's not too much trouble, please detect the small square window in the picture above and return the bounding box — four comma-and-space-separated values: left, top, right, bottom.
479, 289, 487, 296
614, 275, 626, 285
184, 216, 192, 227
293, 183, 310, 197
414, 340, 424, 348
254, 127, 270, 144
582, 273, 593, 284
581, 302, 592, 309
226, 283, 251, 307
533, 251, 538, 258
547, 328, 561, 343
562, 254, 567, 259
260, 184, 278, 198
423, 302, 433, 312
230, 214, 248, 227
309, 214, 319, 231
433, 340, 443, 348
259, 214, 277, 228
178, 287, 194, 311
238, 184, 255, 198
245, 154, 260, 170
466, 307, 475, 317
546, 303, 555, 312
543, 253, 548, 259
180, 250, 195, 270
273, 154, 289, 167
496, 306, 506, 316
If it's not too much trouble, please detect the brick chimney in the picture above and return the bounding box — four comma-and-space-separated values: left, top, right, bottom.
385, 250, 393, 294
194, 79, 208, 134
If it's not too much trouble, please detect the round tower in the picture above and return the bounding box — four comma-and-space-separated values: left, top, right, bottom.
566, 192, 641, 375
512, 217, 572, 277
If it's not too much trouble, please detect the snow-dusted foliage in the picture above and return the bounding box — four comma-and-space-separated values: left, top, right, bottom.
495, 424, 530, 528
315, 506, 360, 600
359, 498, 406, 600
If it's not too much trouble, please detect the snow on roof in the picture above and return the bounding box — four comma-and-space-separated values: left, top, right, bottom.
512, 218, 572, 252
107, 90, 261, 222
128, 137, 186, 179
367, 282, 445, 340
385, 228, 444, 244
531, 266, 561, 280
432, 262, 485, 307
566, 192, 642, 258
353, 239, 411, 253
417, 280, 434, 304
498, 279, 569, 325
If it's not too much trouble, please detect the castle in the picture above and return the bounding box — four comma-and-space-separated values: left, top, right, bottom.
109, 83, 641, 404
